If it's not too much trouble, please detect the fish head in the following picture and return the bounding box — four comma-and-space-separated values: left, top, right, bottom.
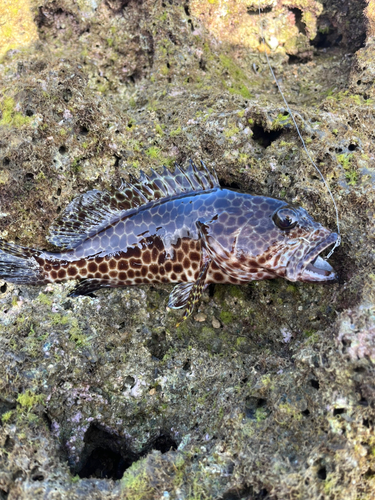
236, 199, 339, 282
198, 193, 338, 283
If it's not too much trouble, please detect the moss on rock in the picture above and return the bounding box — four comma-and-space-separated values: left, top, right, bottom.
0, 0, 374, 498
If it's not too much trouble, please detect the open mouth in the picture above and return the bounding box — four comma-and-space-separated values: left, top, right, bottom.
303, 255, 335, 280
299, 233, 338, 282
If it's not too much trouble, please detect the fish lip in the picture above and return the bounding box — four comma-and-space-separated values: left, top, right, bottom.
286, 232, 339, 282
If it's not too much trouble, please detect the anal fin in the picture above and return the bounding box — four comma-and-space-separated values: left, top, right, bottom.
68, 278, 111, 297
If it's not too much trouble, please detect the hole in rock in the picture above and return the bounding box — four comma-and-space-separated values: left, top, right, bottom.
199, 58, 207, 71
333, 408, 345, 416
63, 89, 72, 102
317, 466, 327, 480
207, 283, 216, 297
142, 434, 177, 454
364, 468, 375, 479
12, 470, 24, 482
59, 145, 67, 155
310, 379, 320, 390
0, 284, 7, 293
76, 425, 138, 480
219, 179, 242, 190
4, 436, 15, 452
25, 109, 34, 117
359, 396, 368, 406
288, 54, 311, 64
2, 157, 10, 166
31, 467, 44, 482
312, 0, 366, 52
354, 366, 366, 373
74, 424, 177, 480
301, 409, 310, 417
113, 156, 120, 168
79, 447, 128, 480
289, 8, 306, 35
124, 375, 135, 388
251, 123, 282, 148
78, 125, 89, 135
245, 397, 267, 419
312, 20, 342, 48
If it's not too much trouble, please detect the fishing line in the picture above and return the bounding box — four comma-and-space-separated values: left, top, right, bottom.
257, 4, 341, 259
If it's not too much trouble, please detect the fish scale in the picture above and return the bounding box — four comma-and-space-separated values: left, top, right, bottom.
0, 161, 338, 322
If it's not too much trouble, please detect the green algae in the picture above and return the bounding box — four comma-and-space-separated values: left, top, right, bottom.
17, 390, 45, 411
145, 146, 161, 158
170, 126, 182, 137
0, 0, 373, 498
0, 96, 31, 127
337, 153, 358, 185
121, 458, 154, 499
219, 310, 234, 325
219, 54, 253, 99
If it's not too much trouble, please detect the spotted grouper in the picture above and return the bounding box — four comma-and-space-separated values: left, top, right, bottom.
0, 161, 338, 322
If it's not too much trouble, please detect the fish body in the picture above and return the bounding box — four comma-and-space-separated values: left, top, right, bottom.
0, 162, 338, 321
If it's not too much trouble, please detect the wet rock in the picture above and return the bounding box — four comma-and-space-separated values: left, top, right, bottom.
0, 0, 375, 498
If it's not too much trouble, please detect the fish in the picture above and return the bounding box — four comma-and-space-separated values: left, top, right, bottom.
0, 161, 338, 323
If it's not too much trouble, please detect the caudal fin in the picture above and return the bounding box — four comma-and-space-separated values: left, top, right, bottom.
0, 240, 44, 285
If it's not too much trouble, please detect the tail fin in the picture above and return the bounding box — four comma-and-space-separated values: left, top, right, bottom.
0, 240, 44, 285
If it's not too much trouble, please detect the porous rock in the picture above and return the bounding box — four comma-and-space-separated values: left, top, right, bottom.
0, 0, 375, 498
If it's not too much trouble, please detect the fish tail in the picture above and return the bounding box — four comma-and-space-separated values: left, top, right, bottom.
0, 239, 45, 285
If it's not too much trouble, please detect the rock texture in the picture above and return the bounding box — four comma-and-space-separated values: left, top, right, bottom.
0, 0, 375, 499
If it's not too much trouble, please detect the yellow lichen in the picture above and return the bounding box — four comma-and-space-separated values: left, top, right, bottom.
191, 0, 322, 54
0, 96, 31, 127
0, 0, 39, 58
17, 390, 45, 411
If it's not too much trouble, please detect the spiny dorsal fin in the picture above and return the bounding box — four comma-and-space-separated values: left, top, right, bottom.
48, 160, 219, 249
121, 160, 219, 201
47, 188, 147, 249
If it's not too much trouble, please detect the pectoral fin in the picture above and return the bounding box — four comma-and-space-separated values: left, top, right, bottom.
196, 220, 252, 280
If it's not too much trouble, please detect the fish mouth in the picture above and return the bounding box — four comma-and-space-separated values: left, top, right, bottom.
303, 255, 336, 280
287, 231, 338, 282
298, 232, 338, 282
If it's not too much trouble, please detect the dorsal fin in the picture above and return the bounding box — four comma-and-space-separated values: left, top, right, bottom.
47, 160, 219, 249
121, 160, 219, 201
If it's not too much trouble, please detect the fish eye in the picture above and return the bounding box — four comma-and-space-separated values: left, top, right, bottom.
273, 207, 298, 230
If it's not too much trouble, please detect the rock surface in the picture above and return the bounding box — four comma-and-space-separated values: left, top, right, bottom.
0, 0, 375, 498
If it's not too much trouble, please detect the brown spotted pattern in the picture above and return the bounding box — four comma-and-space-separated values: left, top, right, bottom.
35, 187, 337, 295
0, 162, 338, 317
